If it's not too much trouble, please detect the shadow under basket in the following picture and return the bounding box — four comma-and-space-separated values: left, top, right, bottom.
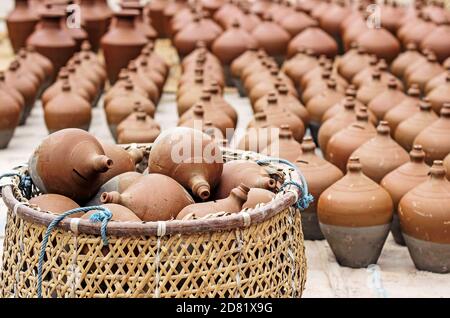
0, 146, 308, 298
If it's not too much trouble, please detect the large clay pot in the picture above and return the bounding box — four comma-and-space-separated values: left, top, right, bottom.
242, 188, 275, 209
414, 104, 450, 165
98, 144, 143, 185
295, 136, 343, 240
147, 0, 167, 37
381, 145, 430, 245
280, 5, 316, 37
384, 84, 421, 134
120, 2, 157, 41
101, 10, 148, 84
390, 43, 424, 79
406, 53, 444, 93
44, 81, 91, 133
28, 129, 113, 204
0, 89, 21, 149
356, 27, 400, 63
260, 125, 303, 162
101, 174, 195, 221
79, 0, 112, 52
395, 100, 439, 152
212, 160, 276, 200
28, 194, 80, 216
148, 128, 223, 200
117, 110, 161, 144
326, 107, 377, 172
287, 26, 338, 59
399, 161, 450, 273
26, 10, 77, 77
251, 14, 290, 60
351, 121, 409, 183
427, 72, 450, 114
368, 79, 407, 121
6, 0, 39, 53
317, 157, 393, 268
177, 184, 249, 219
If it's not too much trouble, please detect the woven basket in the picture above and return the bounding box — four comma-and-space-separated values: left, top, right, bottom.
0, 146, 307, 298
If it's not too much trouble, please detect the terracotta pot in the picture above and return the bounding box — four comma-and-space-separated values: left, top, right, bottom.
65, 62, 98, 103
135, 57, 165, 93
79, 0, 112, 52
28, 128, 113, 203
148, 127, 223, 200
15, 49, 45, 89
338, 46, 372, 82
0, 88, 21, 149
356, 70, 388, 105
350, 54, 378, 87
25, 45, 54, 80
425, 67, 449, 94
176, 76, 207, 116
287, 26, 338, 59
380, 1, 405, 33
82, 204, 141, 222
6, 0, 39, 53
101, 173, 194, 221
326, 107, 377, 172
260, 124, 302, 162
299, 55, 333, 89
212, 160, 276, 200
368, 78, 407, 121
427, 72, 450, 114
351, 121, 409, 183
163, 0, 188, 37
179, 102, 232, 137
147, 0, 167, 37
104, 74, 147, 105
140, 43, 169, 79
384, 84, 421, 134
117, 110, 161, 144
317, 157, 393, 268
26, 10, 77, 77
395, 99, 439, 152
120, 2, 157, 41
342, 14, 366, 50
28, 194, 80, 216
294, 136, 343, 240
0, 71, 25, 118
44, 81, 91, 133
237, 115, 275, 153
282, 49, 319, 86
101, 10, 148, 84
250, 0, 273, 18
225, 5, 260, 32
381, 145, 430, 245
406, 53, 444, 93
42, 68, 91, 105
209, 82, 237, 126
248, 69, 296, 104
230, 44, 259, 78
401, 14, 436, 48
251, 14, 290, 58
356, 27, 400, 63
390, 43, 424, 79
242, 188, 275, 209
306, 79, 345, 125
414, 104, 450, 165
280, 5, 317, 37
319, 1, 350, 38
170, 5, 197, 36
398, 161, 450, 273
127, 61, 159, 103
200, 0, 225, 17
214, 0, 241, 28
444, 153, 450, 180
177, 183, 249, 220
301, 71, 345, 104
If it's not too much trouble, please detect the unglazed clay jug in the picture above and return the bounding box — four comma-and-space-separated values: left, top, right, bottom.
420, 20, 450, 63
326, 108, 377, 172
317, 157, 393, 268
381, 145, 430, 245
395, 100, 439, 152
427, 73, 450, 114
99, 143, 143, 184
356, 27, 400, 63
0, 89, 21, 149
352, 121, 409, 183
295, 136, 344, 240
177, 183, 249, 220
280, 4, 316, 37
398, 161, 450, 273
287, 26, 338, 59
26, 10, 77, 77
251, 14, 290, 60
384, 84, 421, 134
368, 78, 406, 121
101, 10, 148, 84
414, 104, 450, 165
101, 173, 195, 221
242, 188, 275, 209
79, 0, 112, 52
117, 110, 161, 144
44, 81, 91, 133
28, 194, 80, 216
6, 0, 39, 53
29, 129, 113, 203
82, 204, 141, 222
148, 128, 223, 200
390, 43, 424, 79
260, 125, 303, 162
212, 160, 276, 200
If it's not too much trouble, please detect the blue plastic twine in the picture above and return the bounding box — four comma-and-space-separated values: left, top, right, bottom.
256, 157, 314, 210
37, 205, 112, 298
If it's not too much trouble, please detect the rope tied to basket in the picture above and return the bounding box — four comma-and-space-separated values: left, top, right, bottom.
0, 171, 34, 199
256, 157, 314, 210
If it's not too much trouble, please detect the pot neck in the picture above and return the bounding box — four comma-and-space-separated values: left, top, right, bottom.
40, 15, 63, 30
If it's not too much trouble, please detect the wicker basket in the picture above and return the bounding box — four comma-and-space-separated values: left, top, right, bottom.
0, 146, 308, 298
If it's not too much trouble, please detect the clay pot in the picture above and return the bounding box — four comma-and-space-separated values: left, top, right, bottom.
390, 43, 424, 79
318, 97, 356, 153
101, 173, 194, 221
29, 194, 80, 216
295, 136, 344, 240
248, 69, 296, 104
79, 0, 112, 52
380, 1, 405, 33
225, 5, 260, 32
101, 10, 148, 84
0, 71, 25, 114
120, 2, 157, 41
6, 0, 39, 53
136, 57, 165, 93
282, 49, 319, 86
82, 204, 141, 222
401, 14, 436, 48
425, 67, 449, 94
237, 115, 275, 153
395, 100, 439, 152
251, 14, 290, 59
26, 10, 77, 77
0, 89, 21, 149
368, 79, 407, 121
44, 81, 92, 133
319, 1, 350, 38
356, 27, 400, 63
326, 107, 377, 172
209, 82, 237, 126
356, 71, 388, 105
398, 161, 450, 273
338, 46, 372, 82
280, 5, 316, 37
230, 44, 259, 78
163, 0, 188, 37
148, 128, 223, 200
117, 110, 161, 144
59, 2, 88, 52
342, 13, 366, 50
242, 188, 275, 209
384, 84, 421, 134
179, 102, 232, 137
140, 43, 169, 78
212, 160, 276, 200
147, 0, 167, 37
177, 183, 248, 219
127, 61, 159, 103
65, 63, 98, 103
42, 68, 91, 105
104, 74, 147, 105
444, 154, 450, 180
306, 80, 345, 125
28, 128, 113, 204
260, 125, 302, 162
427, 73, 450, 114
17, 49, 46, 88
406, 53, 444, 93
99, 144, 143, 184
381, 145, 430, 245
301, 71, 345, 104
317, 157, 393, 268
176, 76, 207, 116
250, 0, 273, 18
287, 26, 338, 59
351, 121, 410, 183
414, 104, 450, 165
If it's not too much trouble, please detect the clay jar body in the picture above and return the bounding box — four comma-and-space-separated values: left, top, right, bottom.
280, 6, 317, 37
117, 111, 161, 144
99, 144, 143, 185
82, 204, 141, 222
242, 188, 275, 209
352, 121, 409, 183
427, 73, 450, 114
261, 125, 303, 162
306, 80, 345, 127
384, 85, 421, 134
287, 26, 338, 59
295, 137, 344, 240
0, 89, 21, 149
399, 161, 450, 273
101, 11, 148, 84
381, 145, 430, 245
101, 174, 195, 221
251, 15, 290, 60
390, 43, 424, 79
28, 129, 113, 203
356, 27, 400, 63
6, 0, 39, 53
79, 0, 112, 52
148, 128, 223, 200
177, 184, 249, 220
445, 154, 450, 180
212, 160, 276, 200
420, 21, 450, 63
368, 79, 407, 121
28, 194, 80, 216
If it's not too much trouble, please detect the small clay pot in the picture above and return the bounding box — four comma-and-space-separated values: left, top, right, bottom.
126, 61, 159, 103
230, 44, 259, 78
242, 188, 275, 209
356, 27, 400, 63
282, 49, 319, 86
117, 110, 161, 144
401, 13, 436, 48
260, 124, 303, 162
306, 79, 345, 125
406, 53, 444, 93
338, 46, 372, 82
237, 115, 275, 152
381, 145, 430, 245
368, 78, 407, 121
280, 5, 317, 37
356, 70, 388, 105
287, 26, 338, 59
79, 0, 113, 52
6, 0, 39, 53
318, 157, 393, 268
251, 14, 290, 60
29, 194, 81, 216
427, 72, 450, 114
0, 89, 22, 149
390, 43, 424, 79
42, 69, 91, 105
99, 143, 143, 185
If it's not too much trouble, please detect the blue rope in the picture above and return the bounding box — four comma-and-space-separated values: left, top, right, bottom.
37, 205, 112, 298
0, 172, 33, 198
256, 157, 314, 210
